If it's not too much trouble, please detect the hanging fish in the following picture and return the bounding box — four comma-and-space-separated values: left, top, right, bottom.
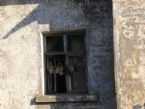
70, 64, 75, 73
59, 64, 64, 76
49, 61, 54, 74
56, 63, 61, 74
46, 60, 50, 72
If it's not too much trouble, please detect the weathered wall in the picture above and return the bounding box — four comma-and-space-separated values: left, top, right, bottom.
113, 0, 145, 109
0, 0, 115, 109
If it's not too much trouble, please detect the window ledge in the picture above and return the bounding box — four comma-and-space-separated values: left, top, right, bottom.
35, 94, 98, 103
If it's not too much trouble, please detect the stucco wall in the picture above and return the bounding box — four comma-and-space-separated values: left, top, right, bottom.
0, 0, 115, 109
113, 0, 145, 109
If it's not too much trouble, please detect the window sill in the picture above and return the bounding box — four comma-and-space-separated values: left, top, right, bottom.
35, 94, 98, 103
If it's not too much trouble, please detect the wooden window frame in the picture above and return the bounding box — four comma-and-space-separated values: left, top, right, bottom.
42, 29, 88, 95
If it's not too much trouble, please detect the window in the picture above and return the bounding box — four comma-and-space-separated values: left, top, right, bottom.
43, 30, 88, 94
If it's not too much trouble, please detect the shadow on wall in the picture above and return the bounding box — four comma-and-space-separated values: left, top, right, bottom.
1, 0, 116, 109
1, 0, 41, 39
2, 2, 51, 39
2, 0, 85, 39
133, 104, 145, 109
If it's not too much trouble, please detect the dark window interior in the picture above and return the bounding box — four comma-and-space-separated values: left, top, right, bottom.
44, 31, 88, 94
46, 36, 64, 52
68, 35, 86, 52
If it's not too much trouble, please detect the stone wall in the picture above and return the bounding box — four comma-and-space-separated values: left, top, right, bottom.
113, 0, 145, 109
0, 0, 115, 109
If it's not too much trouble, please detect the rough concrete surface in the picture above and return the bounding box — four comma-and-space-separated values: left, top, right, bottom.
113, 0, 145, 109
0, 0, 115, 109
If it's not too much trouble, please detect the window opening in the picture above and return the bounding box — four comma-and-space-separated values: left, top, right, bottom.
43, 31, 88, 94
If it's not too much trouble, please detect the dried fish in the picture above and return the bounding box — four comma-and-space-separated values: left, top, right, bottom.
70, 64, 74, 73
49, 61, 54, 74
56, 63, 61, 74
59, 64, 64, 76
